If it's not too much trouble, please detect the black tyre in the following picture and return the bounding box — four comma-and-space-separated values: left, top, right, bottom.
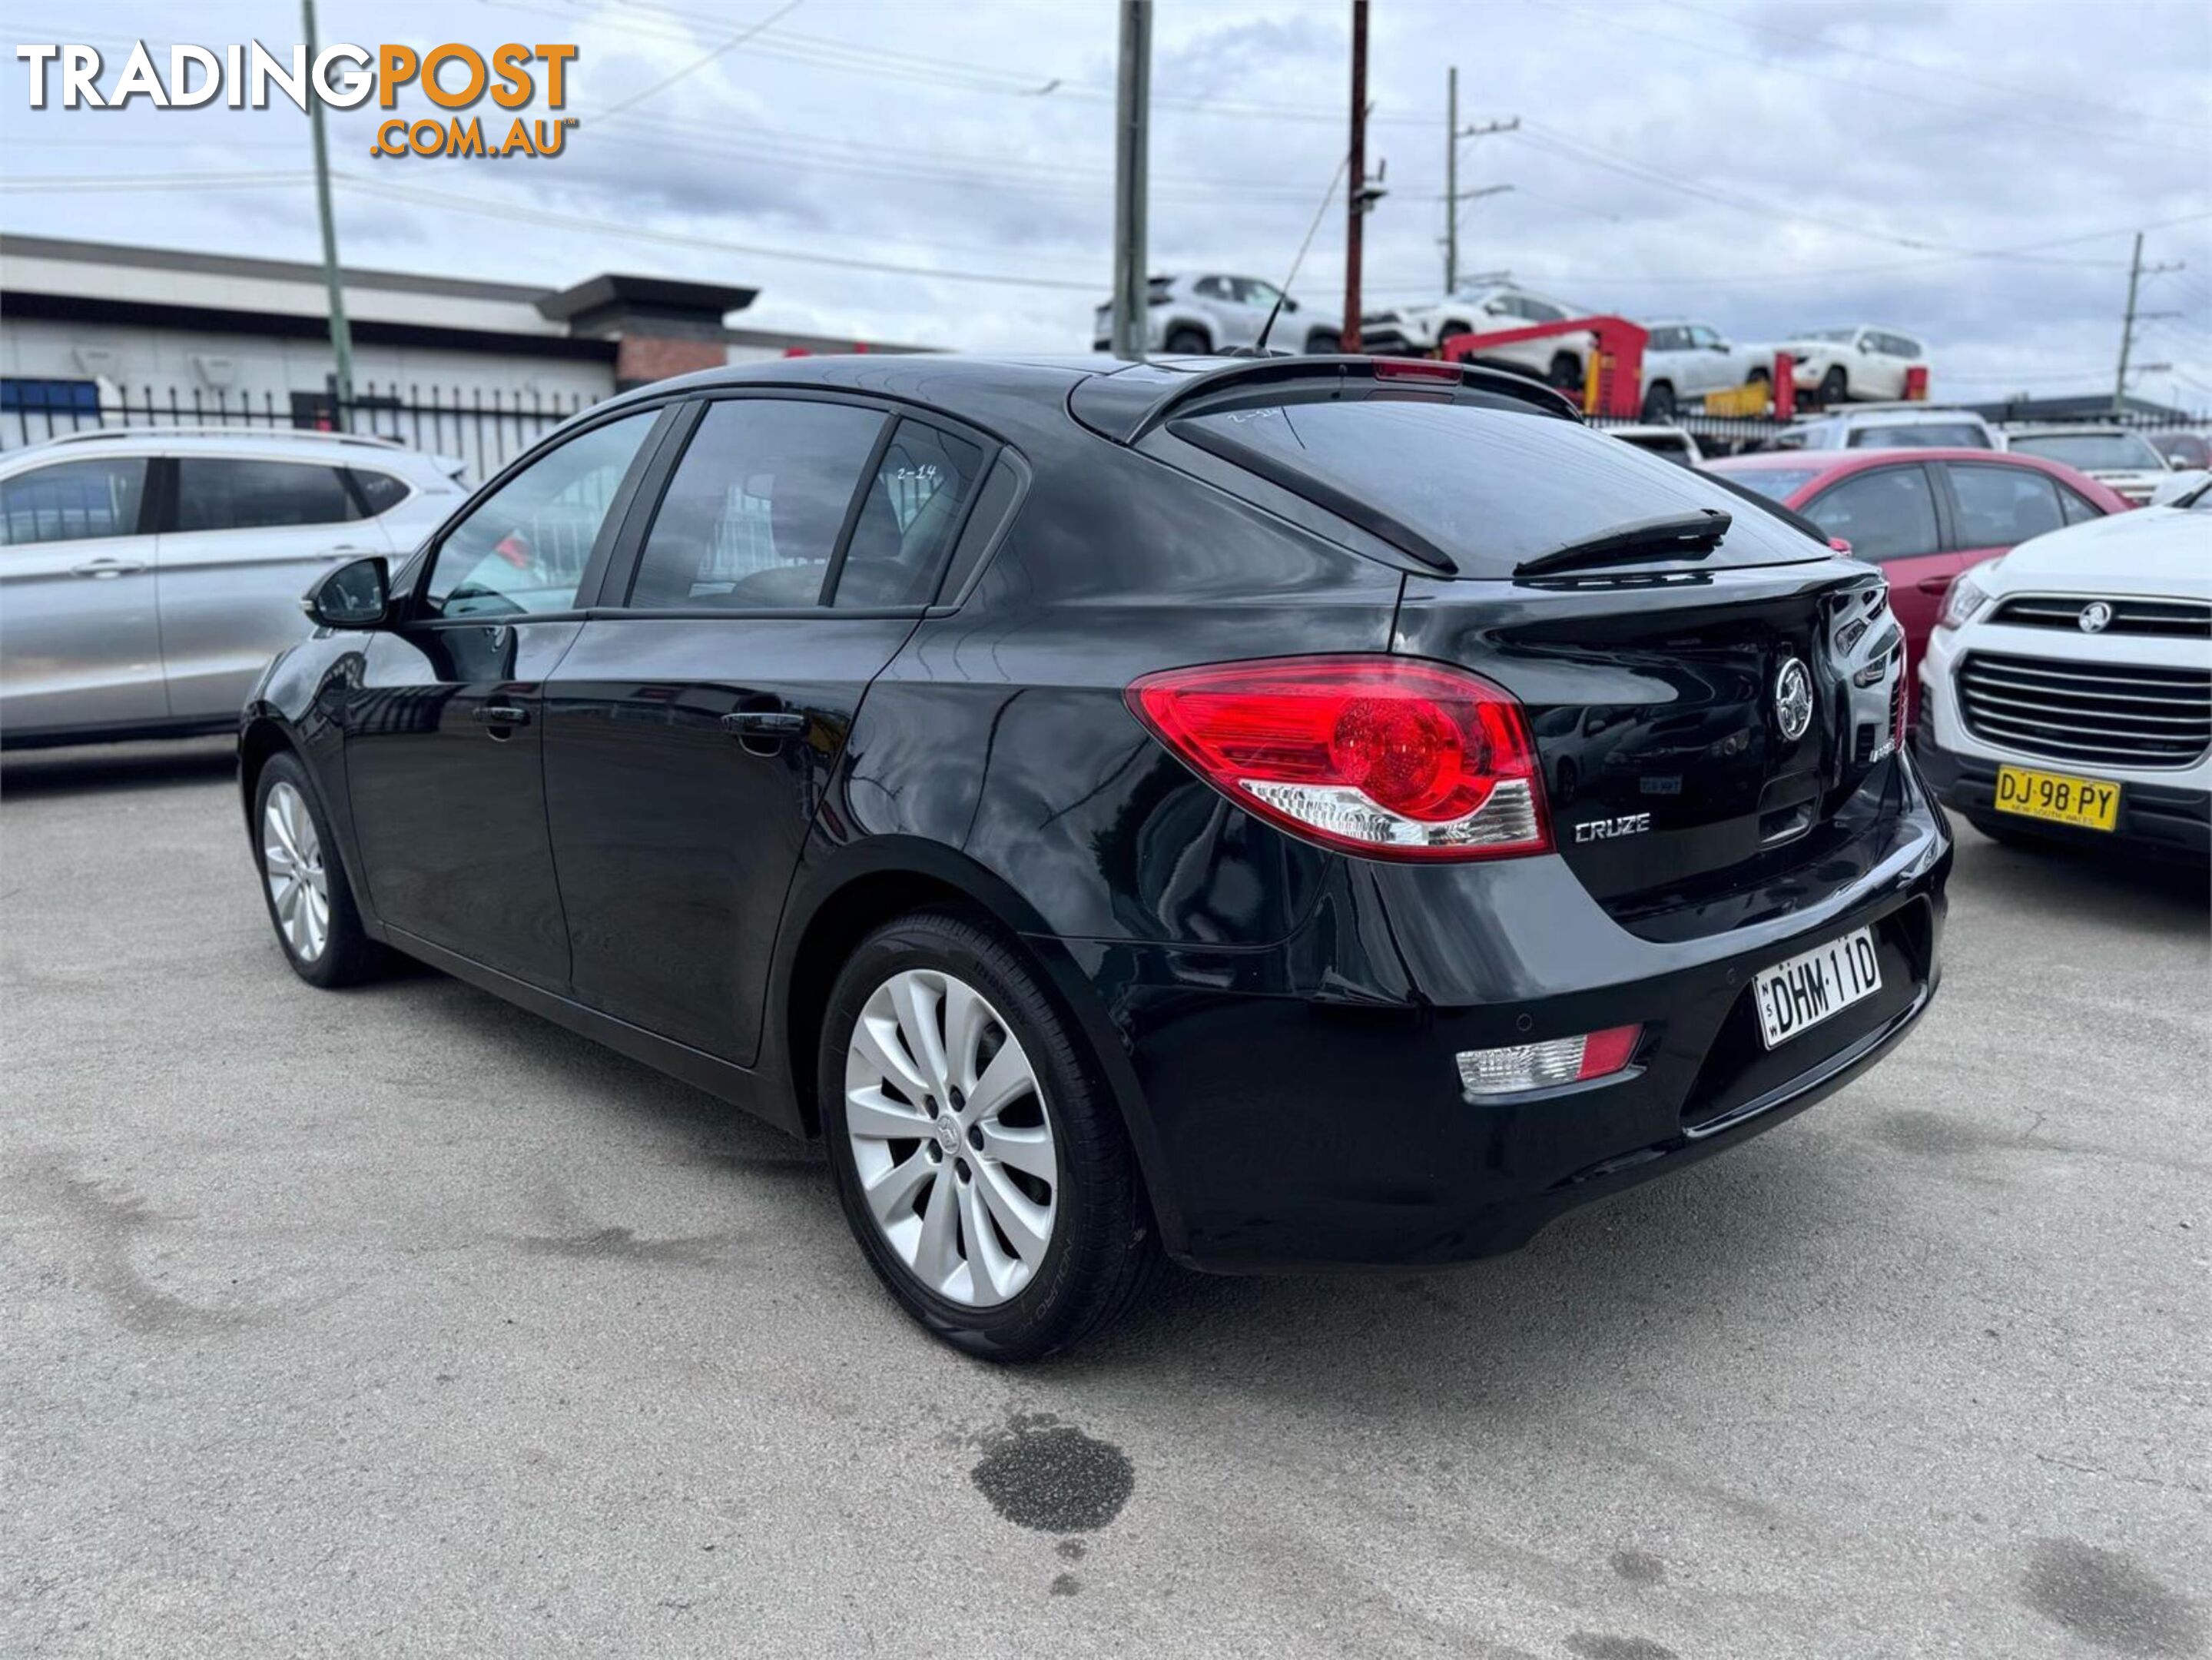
1163, 327, 1209, 355
1548, 350, 1584, 392
820, 908, 1160, 1360
1641, 381, 1677, 422
1303, 327, 1341, 355
1746, 364, 1771, 387
1819, 365, 1849, 407
251, 751, 386, 988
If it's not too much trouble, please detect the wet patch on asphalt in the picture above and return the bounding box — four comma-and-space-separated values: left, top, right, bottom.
2021, 1538, 2205, 1657
1610, 1548, 1665, 1587
969, 1409, 1135, 1533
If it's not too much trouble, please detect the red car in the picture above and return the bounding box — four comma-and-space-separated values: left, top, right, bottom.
1704, 448, 2130, 715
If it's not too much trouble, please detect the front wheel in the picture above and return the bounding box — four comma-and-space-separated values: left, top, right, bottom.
1548, 350, 1584, 392
253, 752, 386, 988
1303, 327, 1341, 354
1819, 366, 1849, 406
821, 910, 1159, 1360
1162, 326, 1209, 355
1640, 381, 1676, 422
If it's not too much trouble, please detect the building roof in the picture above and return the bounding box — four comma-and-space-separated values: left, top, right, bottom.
0, 233, 922, 357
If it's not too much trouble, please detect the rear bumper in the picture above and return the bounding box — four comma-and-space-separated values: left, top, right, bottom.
1055, 771, 1951, 1270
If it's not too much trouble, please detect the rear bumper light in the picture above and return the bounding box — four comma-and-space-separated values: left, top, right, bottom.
1126, 655, 1553, 862
1456, 1024, 1643, 1098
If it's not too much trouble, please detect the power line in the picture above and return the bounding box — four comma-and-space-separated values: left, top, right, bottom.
1655, 0, 2212, 137
1533, 0, 2210, 157
585, 0, 808, 123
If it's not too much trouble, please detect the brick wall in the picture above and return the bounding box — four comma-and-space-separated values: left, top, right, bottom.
615, 334, 726, 388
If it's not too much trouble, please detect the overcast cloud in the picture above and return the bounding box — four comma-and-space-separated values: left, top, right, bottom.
4, 0, 2208, 406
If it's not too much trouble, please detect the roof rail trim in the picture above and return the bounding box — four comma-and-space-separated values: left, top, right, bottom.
22, 425, 409, 452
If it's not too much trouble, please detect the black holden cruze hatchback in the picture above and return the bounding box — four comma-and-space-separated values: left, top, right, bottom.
244, 353, 1950, 1358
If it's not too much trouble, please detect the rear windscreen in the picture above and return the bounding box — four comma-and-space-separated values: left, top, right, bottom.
1177, 400, 1829, 576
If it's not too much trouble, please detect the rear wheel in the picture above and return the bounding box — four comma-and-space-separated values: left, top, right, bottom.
1819, 366, 1849, 407
1641, 381, 1677, 422
1163, 326, 1209, 356
1303, 327, 1341, 355
254, 752, 385, 988
820, 909, 1159, 1360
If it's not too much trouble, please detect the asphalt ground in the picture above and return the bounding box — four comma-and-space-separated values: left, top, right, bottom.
2, 737, 2206, 1658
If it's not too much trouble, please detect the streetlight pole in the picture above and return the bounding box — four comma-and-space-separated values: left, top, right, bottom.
1342, 0, 1368, 355
1109, 0, 1152, 360
1442, 72, 1517, 295
302, 0, 354, 428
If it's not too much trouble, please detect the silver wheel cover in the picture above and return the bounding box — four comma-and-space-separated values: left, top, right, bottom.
261, 781, 330, 963
844, 969, 1057, 1308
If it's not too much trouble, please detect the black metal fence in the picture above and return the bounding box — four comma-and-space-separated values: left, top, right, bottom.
2, 381, 605, 484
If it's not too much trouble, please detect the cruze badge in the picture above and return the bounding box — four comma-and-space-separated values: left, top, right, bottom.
1774, 657, 1813, 742
1576, 812, 1653, 844
2078, 601, 2113, 634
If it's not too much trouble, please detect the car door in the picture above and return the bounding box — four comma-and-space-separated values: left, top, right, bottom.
542, 394, 992, 1065
1935, 459, 2068, 572
0, 453, 164, 739
1796, 461, 1956, 708
1683, 325, 1731, 397
340, 407, 669, 988
157, 454, 393, 722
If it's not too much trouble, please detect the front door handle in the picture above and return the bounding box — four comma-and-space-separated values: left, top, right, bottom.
70, 556, 146, 579
721, 709, 808, 739
475, 702, 532, 730
1916, 574, 1952, 596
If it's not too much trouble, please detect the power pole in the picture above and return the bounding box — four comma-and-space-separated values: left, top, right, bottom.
1109, 0, 1152, 360
1342, 0, 1368, 354
1442, 71, 1517, 294
302, 0, 354, 428
2111, 230, 2184, 413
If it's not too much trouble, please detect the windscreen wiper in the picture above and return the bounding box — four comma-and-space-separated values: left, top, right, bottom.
1514, 507, 1731, 579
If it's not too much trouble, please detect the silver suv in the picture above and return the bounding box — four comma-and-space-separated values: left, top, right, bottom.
1090, 273, 1338, 357
1, 428, 463, 748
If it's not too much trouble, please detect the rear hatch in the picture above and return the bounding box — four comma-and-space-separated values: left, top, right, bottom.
1129, 369, 1909, 933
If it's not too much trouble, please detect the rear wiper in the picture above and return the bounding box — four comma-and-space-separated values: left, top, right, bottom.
1514, 507, 1731, 579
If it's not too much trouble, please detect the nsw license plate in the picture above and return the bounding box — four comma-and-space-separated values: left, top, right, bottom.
1753, 926, 1882, 1050
1995, 765, 2120, 832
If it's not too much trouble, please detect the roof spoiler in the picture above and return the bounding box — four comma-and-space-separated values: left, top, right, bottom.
1070, 355, 1583, 445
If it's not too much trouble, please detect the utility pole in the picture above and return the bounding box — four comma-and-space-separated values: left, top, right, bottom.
1342, 0, 1368, 355
1442, 68, 1518, 294
303, 0, 354, 427
2111, 230, 2184, 413
1109, 0, 1152, 360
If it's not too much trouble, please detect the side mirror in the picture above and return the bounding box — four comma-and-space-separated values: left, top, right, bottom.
1827, 536, 1856, 557
1282, 296, 1299, 313
1711, 339, 1731, 352
303, 555, 390, 629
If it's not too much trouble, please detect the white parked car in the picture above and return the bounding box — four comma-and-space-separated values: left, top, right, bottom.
1759, 326, 1929, 405
1637, 320, 1763, 420
1998, 425, 2174, 506
1089, 273, 1337, 358
0, 427, 465, 748
1916, 489, 2210, 860
1607, 423, 1703, 466
1358, 282, 1593, 388
1772, 405, 1997, 452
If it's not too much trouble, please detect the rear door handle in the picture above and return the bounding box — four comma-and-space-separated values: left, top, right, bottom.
721, 709, 808, 738
475, 703, 532, 729
1915, 575, 1952, 595
70, 556, 146, 579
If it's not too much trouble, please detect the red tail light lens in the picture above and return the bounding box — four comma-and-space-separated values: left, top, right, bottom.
1126, 656, 1552, 860
1372, 357, 1463, 383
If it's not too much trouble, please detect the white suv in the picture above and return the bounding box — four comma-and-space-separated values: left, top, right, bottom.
1358, 282, 1593, 387
0, 427, 465, 748
1637, 320, 1766, 420
1916, 490, 2210, 860
1759, 326, 1930, 405
1090, 273, 1337, 358
1773, 405, 1997, 451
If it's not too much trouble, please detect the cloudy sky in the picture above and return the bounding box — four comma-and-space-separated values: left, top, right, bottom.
5, 0, 2210, 406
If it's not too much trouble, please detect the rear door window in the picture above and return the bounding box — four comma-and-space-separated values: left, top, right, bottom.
1800, 466, 1940, 563
625, 398, 886, 609
1846, 423, 1988, 449
1172, 399, 1826, 576
175, 458, 358, 530
1945, 463, 2064, 546
0, 456, 148, 545
348, 469, 413, 516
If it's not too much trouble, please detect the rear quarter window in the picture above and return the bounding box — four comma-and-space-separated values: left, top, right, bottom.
1173, 400, 1826, 576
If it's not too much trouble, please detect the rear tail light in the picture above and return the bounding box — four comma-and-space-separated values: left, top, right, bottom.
1126, 655, 1551, 860
1457, 1024, 1643, 1097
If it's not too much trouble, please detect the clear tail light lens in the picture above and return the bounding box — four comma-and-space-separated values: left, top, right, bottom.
1126, 655, 1552, 861
1457, 1024, 1642, 1097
